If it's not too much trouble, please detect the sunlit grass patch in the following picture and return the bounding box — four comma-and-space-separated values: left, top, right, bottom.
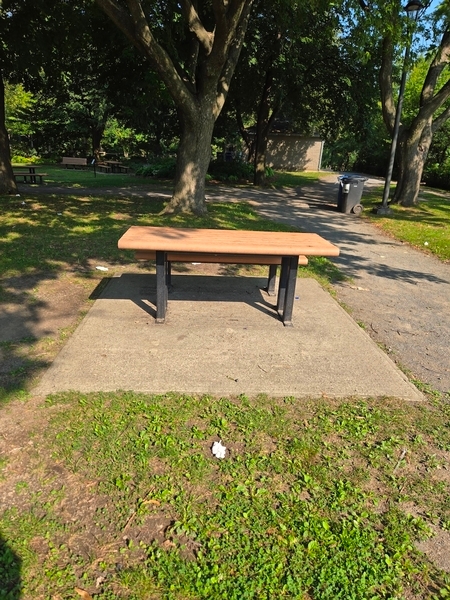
18, 164, 152, 188
271, 170, 323, 187
0, 194, 340, 280
362, 186, 450, 262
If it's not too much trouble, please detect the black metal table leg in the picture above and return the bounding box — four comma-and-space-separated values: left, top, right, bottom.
266, 264, 277, 296
277, 257, 289, 314
281, 256, 299, 326
156, 250, 168, 323
167, 261, 172, 287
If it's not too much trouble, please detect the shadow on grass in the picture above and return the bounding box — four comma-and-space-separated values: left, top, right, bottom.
0, 534, 21, 598
0, 339, 51, 407
362, 186, 450, 224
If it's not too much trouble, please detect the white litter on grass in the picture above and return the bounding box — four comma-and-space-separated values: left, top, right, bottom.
424, 242, 429, 246
96, 266, 109, 272
211, 440, 227, 459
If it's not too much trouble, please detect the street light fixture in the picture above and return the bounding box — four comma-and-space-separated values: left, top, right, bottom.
375, 0, 425, 215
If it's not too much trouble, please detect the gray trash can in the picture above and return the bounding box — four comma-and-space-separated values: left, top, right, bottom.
337, 175, 367, 214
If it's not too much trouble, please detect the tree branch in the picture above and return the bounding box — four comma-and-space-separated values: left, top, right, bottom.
409, 78, 450, 141
379, 34, 396, 135
425, 77, 450, 117
213, 0, 254, 115
432, 103, 450, 133
94, 0, 138, 46
421, 27, 450, 105
180, 0, 214, 55
95, 0, 195, 109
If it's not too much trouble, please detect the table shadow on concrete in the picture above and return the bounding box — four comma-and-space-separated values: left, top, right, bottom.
94, 273, 281, 322
33, 274, 424, 401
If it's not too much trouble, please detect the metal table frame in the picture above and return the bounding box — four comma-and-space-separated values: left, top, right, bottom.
155, 250, 299, 326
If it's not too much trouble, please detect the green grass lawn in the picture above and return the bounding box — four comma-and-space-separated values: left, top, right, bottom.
0, 190, 341, 280
361, 185, 450, 262
2, 391, 450, 598
1, 170, 450, 598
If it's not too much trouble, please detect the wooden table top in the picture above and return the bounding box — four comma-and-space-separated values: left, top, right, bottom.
118, 226, 340, 257
12, 166, 36, 172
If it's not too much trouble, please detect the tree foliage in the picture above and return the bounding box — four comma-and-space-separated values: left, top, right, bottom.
221, 0, 381, 184
351, 0, 450, 205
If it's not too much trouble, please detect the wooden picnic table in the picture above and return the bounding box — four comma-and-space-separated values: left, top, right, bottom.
104, 160, 129, 173
13, 165, 36, 173
118, 226, 340, 326
12, 165, 45, 184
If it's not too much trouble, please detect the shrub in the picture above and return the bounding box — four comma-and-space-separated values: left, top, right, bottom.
423, 162, 450, 191
11, 154, 43, 164
134, 156, 255, 183
134, 157, 177, 179
207, 159, 254, 182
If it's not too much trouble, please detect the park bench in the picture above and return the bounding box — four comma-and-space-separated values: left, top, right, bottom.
134, 250, 308, 296
118, 226, 340, 326
61, 157, 88, 169
94, 161, 129, 173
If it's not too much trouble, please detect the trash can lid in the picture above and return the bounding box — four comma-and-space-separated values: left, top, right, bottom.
338, 173, 368, 182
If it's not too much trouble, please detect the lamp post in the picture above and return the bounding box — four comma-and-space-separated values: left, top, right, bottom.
375, 0, 425, 215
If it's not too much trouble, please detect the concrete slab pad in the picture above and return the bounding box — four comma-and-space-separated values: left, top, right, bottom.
33, 274, 424, 401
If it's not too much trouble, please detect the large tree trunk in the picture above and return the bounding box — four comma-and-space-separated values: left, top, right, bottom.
253, 69, 277, 186
393, 120, 432, 205
253, 135, 268, 186
0, 71, 18, 195
166, 106, 215, 215
235, 99, 255, 164
92, 125, 105, 160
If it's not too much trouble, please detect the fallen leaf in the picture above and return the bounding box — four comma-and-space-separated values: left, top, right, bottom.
75, 588, 93, 600
144, 499, 161, 506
